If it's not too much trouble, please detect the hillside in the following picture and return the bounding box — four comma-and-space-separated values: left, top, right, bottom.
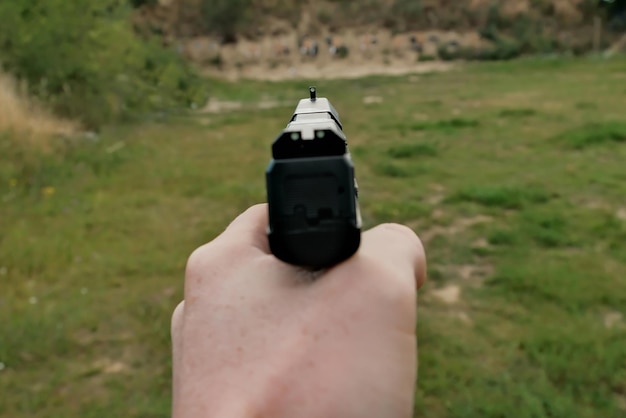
137, 0, 626, 79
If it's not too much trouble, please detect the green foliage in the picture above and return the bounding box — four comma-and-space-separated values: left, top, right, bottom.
600, 0, 626, 28
462, 38, 524, 61
201, 0, 252, 43
418, 54, 437, 62
437, 44, 459, 61
128, 0, 158, 7
336, 45, 350, 59
387, 0, 423, 31
474, 4, 562, 60
0, 0, 205, 128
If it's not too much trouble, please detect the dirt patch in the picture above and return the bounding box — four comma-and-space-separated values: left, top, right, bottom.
431, 285, 462, 305
183, 22, 466, 82
426, 286, 474, 324
458, 264, 494, 284
363, 96, 383, 105
420, 214, 493, 243
604, 311, 624, 329
424, 183, 447, 206
204, 60, 455, 82
93, 358, 129, 375
432, 263, 494, 288
201, 97, 292, 114
203, 98, 243, 113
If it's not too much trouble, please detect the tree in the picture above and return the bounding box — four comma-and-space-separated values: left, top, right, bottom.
599, 0, 626, 30
200, 0, 251, 43
0, 0, 204, 127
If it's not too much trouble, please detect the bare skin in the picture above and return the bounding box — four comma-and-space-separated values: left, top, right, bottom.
172, 204, 427, 418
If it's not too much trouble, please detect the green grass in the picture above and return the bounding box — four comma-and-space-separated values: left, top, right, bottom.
387, 143, 439, 159
2, 56, 626, 417
554, 121, 626, 149
449, 185, 554, 209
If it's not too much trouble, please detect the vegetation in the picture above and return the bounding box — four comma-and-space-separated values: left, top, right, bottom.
133, 0, 625, 63
0, 0, 205, 128
1, 56, 626, 417
200, 0, 252, 43
0, 73, 78, 140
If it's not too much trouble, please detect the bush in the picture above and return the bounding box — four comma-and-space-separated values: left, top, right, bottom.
437, 44, 458, 61
476, 3, 561, 59
387, 0, 423, 31
0, 0, 206, 128
600, 0, 626, 31
128, 0, 158, 8
201, 0, 252, 43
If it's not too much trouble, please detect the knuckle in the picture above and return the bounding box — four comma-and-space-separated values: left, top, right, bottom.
172, 300, 185, 320
184, 240, 255, 294
377, 223, 422, 245
185, 244, 212, 276
171, 300, 185, 330
359, 255, 416, 305
171, 301, 185, 336
185, 240, 247, 276
378, 222, 414, 236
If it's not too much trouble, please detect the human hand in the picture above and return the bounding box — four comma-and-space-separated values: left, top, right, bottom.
172, 204, 427, 418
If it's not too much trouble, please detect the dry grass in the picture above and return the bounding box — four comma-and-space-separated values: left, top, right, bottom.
0, 72, 78, 144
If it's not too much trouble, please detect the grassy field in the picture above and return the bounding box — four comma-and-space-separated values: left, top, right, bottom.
1, 57, 626, 417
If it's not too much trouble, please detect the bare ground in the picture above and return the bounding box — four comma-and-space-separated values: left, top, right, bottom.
202, 60, 455, 82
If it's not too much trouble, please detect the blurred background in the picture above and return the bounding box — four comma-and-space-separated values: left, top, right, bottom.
1, 1, 625, 417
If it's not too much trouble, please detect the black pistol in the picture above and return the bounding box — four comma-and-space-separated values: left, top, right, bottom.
266, 87, 361, 269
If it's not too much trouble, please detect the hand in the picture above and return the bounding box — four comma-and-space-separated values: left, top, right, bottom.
172, 204, 427, 418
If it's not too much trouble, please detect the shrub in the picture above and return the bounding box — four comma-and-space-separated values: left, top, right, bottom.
418, 54, 437, 62
0, 0, 206, 128
387, 0, 423, 31
201, 0, 252, 43
438, 45, 459, 61
601, 0, 626, 31
476, 3, 559, 59
462, 38, 523, 61
128, 0, 158, 8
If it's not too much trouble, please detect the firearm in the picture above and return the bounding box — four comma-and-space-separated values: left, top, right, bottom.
266, 87, 361, 269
